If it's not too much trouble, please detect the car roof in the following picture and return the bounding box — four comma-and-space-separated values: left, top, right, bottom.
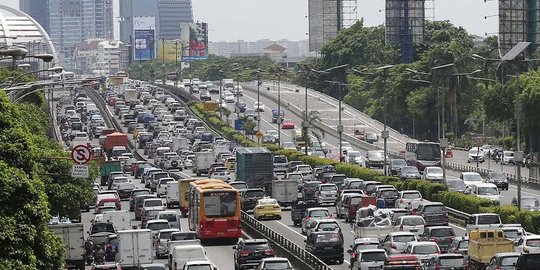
261, 257, 289, 262
243, 238, 268, 244
462, 172, 481, 175
353, 237, 380, 244
146, 219, 168, 224
389, 231, 416, 236
359, 249, 386, 253
470, 183, 498, 188
307, 207, 328, 212
494, 252, 520, 257
427, 226, 453, 230
184, 261, 212, 266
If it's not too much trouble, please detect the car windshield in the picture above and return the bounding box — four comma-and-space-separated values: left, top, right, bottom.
368, 151, 383, 158
426, 167, 443, 174
204, 191, 237, 217
231, 183, 248, 190
392, 159, 407, 166
477, 215, 501, 224
500, 256, 519, 266
522, 197, 540, 206
171, 233, 197, 241
310, 210, 329, 218
321, 185, 337, 191
349, 181, 363, 189
401, 167, 419, 173
489, 172, 506, 179
527, 239, 540, 247
355, 244, 380, 252
159, 231, 174, 240
145, 200, 162, 207
394, 235, 417, 243
244, 243, 271, 251
361, 251, 387, 262
274, 156, 287, 163
458, 240, 469, 249
439, 257, 464, 266
447, 180, 466, 189
413, 244, 438, 254
245, 191, 264, 198
464, 174, 482, 181
424, 205, 445, 212
159, 213, 177, 222
263, 262, 290, 270
402, 218, 424, 226
478, 187, 499, 196
381, 190, 398, 197
147, 222, 169, 231
431, 229, 455, 237
318, 223, 339, 231
417, 143, 440, 161
314, 232, 341, 243
403, 192, 421, 199
503, 229, 521, 239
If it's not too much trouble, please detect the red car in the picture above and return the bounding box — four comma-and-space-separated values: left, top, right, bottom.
281, 119, 295, 129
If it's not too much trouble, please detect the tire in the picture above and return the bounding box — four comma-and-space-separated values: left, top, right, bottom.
338, 258, 344, 264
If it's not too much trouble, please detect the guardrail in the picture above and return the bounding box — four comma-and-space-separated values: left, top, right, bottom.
241, 211, 332, 270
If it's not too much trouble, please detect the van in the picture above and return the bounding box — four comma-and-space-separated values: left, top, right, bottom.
171, 244, 209, 270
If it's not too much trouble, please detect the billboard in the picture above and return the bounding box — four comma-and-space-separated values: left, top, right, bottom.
133, 16, 155, 30
180, 22, 208, 61
158, 40, 182, 62
134, 29, 155, 60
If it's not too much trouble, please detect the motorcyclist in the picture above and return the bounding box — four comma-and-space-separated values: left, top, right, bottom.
94, 244, 105, 264
84, 239, 94, 265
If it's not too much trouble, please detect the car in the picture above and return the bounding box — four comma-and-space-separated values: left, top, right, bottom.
404, 241, 441, 264
383, 254, 423, 270
304, 218, 341, 237
235, 101, 247, 113
233, 239, 275, 270
448, 236, 469, 256
301, 207, 331, 234
223, 91, 235, 103
486, 171, 509, 190
365, 150, 385, 169
266, 129, 279, 139
425, 254, 466, 270
512, 195, 540, 211
253, 198, 282, 220
199, 90, 211, 101
91, 263, 123, 270
281, 119, 295, 129
315, 183, 338, 206
351, 249, 387, 270
388, 159, 407, 176
515, 235, 540, 254
254, 101, 265, 112
468, 147, 485, 163
281, 141, 296, 150
420, 226, 456, 253
502, 151, 515, 165
382, 232, 418, 255
182, 261, 214, 270
241, 189, 266, 211
291, 199, 319, 227
465, 183, 500, 205
262, 135, 276, 144
210, 171, 232, 182
394, 215, 426, 237
256, 257, 293, 270
229, 181, 249, 193
422, 166, 444, 183
305, 231, 344, 264
443, 177, 467, 193
154, 229, 180, 258
399, 166, 421, 180
347, 238, 381, 267
460, 172, 484, 186
514, 253, 540, 270
395, 190, 423, 209
485, 252, 520, 270
413, 202, 449, 226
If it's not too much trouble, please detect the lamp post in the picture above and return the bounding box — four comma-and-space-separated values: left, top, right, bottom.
253, 69, 263, 144
219, 69, 224, 119
9, 66, 63, 88
311, 64, 348, 162
271, 66, 286, 147
231, 66, 241, 119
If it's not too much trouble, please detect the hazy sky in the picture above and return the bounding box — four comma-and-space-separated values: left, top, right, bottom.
3, 0, 498, 42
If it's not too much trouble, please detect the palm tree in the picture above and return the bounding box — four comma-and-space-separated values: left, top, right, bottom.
302, 111, 325, 155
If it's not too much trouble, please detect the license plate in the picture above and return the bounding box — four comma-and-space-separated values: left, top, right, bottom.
104, 202, 115, 207
410, 229, 418, 232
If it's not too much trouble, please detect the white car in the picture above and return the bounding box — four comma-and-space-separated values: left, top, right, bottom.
394, 215, 426, 237
223, 91, 235, 103
404, 241, 441, 264
466, 183, 500, 205
266, 129, 279, 139
183, 260, 216, 270
352, 249, 387, 270
422, 167, 444, 182
502, 151, 515, 165
112, 176, 130, 190
254, 101, 265, 112
468, 147, 485, 163
256, 257, 293, 270
339, 141, 354, 153
72, 131, 90, 143
395, 190, 423, 209
515, 235, 540, 254
460, 172, 484, 186
210, 171, 232, 182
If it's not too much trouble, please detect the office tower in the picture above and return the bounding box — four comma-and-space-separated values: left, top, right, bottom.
20, 0, 50, 34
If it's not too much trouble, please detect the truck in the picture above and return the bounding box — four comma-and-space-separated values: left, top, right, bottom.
48, 223, 85, 270
103, 210, 131, 231
124, 88, 138, 104
236, 147, 274, 188
167, 239, 202, 268
171, 137, 190, 152
102, 132, 129, 157
166, 181, 179, 208
192, 151, 214, 176
116, 229, 153, 269
99, 160, 122, 185
467, 229, 514, 270
223, 78, 234, 90
270, 180, 298, 207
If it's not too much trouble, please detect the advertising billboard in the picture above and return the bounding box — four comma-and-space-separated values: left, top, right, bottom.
157, 40, 182, 62
134, 29, 155, 60
133, 16, 155, 30
180, 22, 208, 61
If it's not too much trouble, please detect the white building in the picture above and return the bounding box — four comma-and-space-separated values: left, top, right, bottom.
74, 39, 127, 76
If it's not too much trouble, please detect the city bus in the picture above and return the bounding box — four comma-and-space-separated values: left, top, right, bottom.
188, 180, 241, 240
404, 141, 441, 172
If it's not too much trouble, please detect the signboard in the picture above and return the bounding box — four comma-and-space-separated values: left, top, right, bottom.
133, 16, 155, 30
180, 22, 208, 61
234, 119, 245, 130
203, 102, 219, 112
134, 29, 155, 60
71, 144, 92, 165
71, 164, 89, 178
158, 40, 182, 62
255, 130, 264, 139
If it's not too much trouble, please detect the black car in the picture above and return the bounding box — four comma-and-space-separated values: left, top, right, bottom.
235, 101, 247, 113
291, 199, 319, 226
388, 159, 407, 176
425, 254, 466, 270
302, 181, 321, 199
443, 177, 466, 193
376, 189, 399, 208
485, 172, 509, 190
233, 239, 275, 270
305, 231, 344, 264
241, 188, 265, 211
421, 226, 456, 253
199, 90, 211, 101
514, 253, 540, 270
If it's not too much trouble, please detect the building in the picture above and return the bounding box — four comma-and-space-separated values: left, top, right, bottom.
264, 43, 287, 61
0, 5, 57, 70
48, 0, 113, 70
19, 0, 50, 34
119, 0, 193, 44
308, 0, 357, 52
73, 39, 127, 76
208, 39, 312, 58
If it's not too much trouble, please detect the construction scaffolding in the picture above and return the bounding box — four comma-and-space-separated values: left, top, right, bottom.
309, 0, 358, 52
498, 0, 539, 56
385, 0, 427, 63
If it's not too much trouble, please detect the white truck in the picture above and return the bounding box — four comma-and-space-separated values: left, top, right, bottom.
193, 151, 214, 176
48, 223, 85, 270
171, 242, 209, 270
354, 225, 396, 239
272, 180, 298, 207
116, 229, 153, 268
166, 181, 180, 208
124, 88, 138, 104
167, 239, 202, 267
103, 210, 131, 231
172, 137, 190, 152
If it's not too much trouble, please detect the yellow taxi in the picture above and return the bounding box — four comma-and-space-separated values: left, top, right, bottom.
253, 198, 282, 220
224, 157, 236, 171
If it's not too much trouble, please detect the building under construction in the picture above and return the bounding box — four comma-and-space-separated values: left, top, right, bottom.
499, 0, 540, 56
308, 0, 357, 52
385, 0, 427, 63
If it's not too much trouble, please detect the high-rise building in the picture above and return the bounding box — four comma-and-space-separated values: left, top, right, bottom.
119, 0, 193, 43
19, 0, 50, 34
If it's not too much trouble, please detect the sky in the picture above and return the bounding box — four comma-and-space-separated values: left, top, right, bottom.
3, 0, 498, 42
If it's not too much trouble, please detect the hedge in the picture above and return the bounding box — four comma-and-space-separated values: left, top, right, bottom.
189, 102, 540, 234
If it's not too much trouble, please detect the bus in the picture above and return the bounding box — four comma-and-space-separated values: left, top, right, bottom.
404, 141, 441, 172
188, 179, 241, 240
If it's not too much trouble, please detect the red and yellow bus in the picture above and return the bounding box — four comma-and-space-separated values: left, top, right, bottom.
188, 179, 241, 240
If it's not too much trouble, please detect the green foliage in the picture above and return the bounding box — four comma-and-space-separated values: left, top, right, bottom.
433, 191, 493, 214
479, 206, 540, 234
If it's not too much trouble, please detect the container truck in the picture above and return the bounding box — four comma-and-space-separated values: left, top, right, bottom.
270, 180, 298, 207
192, 151, 214, 176
102, 132, 129, 157
99, 160, 121, 185
236, 147, 274, 188
124, 88, 138, 104
48, 223, 85, 270
115, 229, 153, 269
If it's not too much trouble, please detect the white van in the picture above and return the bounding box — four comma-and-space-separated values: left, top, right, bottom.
466, 183, 500, 205
171, 244, 209, 270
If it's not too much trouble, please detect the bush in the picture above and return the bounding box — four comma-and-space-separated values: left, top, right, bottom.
433, 191, 493, 214
335, 163, 382, 181
479, 205, 540, 234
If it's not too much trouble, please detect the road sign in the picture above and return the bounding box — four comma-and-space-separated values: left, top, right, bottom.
71, 144, 92, 164
255, 130, 264, 139
203, 102, 219, 111
234, 119, 245, 130
71, 164, 89, 178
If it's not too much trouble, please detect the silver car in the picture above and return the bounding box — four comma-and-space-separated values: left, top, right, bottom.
316, 183, 338, 205
352, 249, 387, 270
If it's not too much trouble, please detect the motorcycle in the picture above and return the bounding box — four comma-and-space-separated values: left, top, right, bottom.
93, 246, 105, 265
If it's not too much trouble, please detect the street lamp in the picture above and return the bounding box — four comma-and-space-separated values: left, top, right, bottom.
271, 66, 287, 147
232, 66, 242, 120
253, 68, 263, 144
311, 64, 348, 162
9, 66, 63, 88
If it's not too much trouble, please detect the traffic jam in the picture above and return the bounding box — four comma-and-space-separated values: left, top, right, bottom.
49, 76, 539, 270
